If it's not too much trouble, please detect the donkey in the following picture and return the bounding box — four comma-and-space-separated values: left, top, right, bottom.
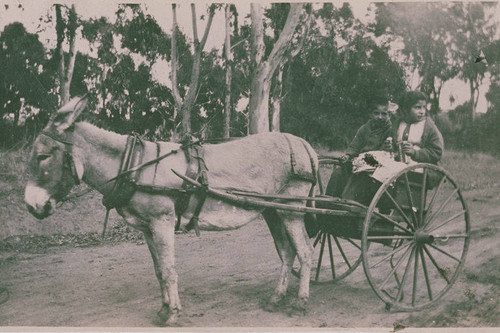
24, 97, 318, 325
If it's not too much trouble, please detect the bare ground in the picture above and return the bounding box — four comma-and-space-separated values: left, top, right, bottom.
0, 186, 499, 329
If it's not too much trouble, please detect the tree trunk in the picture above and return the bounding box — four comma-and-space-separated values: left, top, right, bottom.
62, 4, 77, 105
55, 4, 65, 106
470, 79, 477, 122
248, 3, 304, 134
270, 65, 283, 132
223, 4, 233, 138
169, 4, 182, 140
170, 4, 215, 140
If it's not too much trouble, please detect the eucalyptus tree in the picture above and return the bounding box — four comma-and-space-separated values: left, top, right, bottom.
54, 4, 78, 106
0, 22, 51, 145
248, 3, 306, 134
80, 5, 172, 137
449, 2, 498, 120
374, 2, 460, 116
282, 3, 406, 146
169, 3, 217, 140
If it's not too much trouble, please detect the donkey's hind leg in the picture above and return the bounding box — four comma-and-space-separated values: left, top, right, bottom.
277, 183, 313, 310
262, 208, 297, 308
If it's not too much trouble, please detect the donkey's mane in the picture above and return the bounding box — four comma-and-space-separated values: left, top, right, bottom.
75, 122, 129, 153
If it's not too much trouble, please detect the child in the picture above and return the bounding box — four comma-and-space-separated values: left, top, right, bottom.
325, 101, 393, 198
394, 91, 444, 164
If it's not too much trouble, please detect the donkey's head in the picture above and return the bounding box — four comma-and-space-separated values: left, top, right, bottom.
25, 97, 87, 219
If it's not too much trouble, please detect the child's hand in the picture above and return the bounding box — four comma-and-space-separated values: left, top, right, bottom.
402, 141, 416, 156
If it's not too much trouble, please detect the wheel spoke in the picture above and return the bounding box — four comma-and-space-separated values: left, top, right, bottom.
372, 210, 414, 234
318, 173, 325, 195
412, 246, 420, 306
426, 210, 466, 233
395, 246, 416, 303
422, 245, 451, 284
425, 188, 459, 229
367, 235, 414, 241
419, 169, 428, 227
403, 172, 419, 228
381, 189, 414, 231
424, 175, 447, 223
313, 232, 323, 247
428, 243, 462, 263
344, 237, 361, 250
419, 247, 433, 301
370, 241, 413, 269
315, 232, 327, 282
327, 234, 336, 279
380, 244, 413, 289
333, 236, 352, 269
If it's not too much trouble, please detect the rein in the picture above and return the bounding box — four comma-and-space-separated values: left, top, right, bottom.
43, 131, 201, 204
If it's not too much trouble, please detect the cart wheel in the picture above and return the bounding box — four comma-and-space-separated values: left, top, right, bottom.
292, 157, 362, 284
361, 163, 470, 311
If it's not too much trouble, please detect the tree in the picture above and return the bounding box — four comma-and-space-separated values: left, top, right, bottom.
223, 4, 233, 138
248, 3, 305, 134
80, 5, 173, 137
55, 4, 78, 106
0, 22, 51, 145
450, 3, 497, 120
266, 4, 312, 132
374, 2, 460, 116
281, 3, 406, 146
170, 4, 216, 140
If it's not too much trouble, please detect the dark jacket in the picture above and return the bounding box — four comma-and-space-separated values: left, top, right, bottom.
393, 117, 444, 164
346, 119, 392, 157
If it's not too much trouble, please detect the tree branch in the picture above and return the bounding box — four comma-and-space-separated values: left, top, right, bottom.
199, 4, 216, 50
266, 3, 304, 80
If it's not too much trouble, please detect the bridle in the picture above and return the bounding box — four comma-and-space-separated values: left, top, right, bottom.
40, 131, 81, 187
37, 130, 202, 204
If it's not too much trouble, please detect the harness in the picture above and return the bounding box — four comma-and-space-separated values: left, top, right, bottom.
41, 131, 81, 187
46, 131, 318, 238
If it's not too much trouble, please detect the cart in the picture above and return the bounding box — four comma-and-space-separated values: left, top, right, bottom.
176, 154, 470, 312
292, 156, 470, 311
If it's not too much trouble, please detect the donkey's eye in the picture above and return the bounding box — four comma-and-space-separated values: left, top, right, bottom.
37, 154, 51, 163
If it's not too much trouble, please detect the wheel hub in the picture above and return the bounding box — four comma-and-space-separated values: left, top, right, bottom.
414, 230, 434, 244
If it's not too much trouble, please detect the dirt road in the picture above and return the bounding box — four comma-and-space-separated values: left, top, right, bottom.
1, 187, 499, 329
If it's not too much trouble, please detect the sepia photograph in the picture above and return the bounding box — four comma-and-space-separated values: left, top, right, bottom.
0, 0, 499, 330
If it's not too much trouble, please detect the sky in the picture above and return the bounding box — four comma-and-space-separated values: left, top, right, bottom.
0, 1, 497, 113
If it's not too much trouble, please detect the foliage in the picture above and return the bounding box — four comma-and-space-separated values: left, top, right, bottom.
0, 23, 55, 146
374, 3, 460, 115
0, 2, 499, 155
281, 3, 406, 147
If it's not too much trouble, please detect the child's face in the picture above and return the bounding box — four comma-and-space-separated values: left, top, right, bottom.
407, 100, 427, 123
371, 105, 390, 124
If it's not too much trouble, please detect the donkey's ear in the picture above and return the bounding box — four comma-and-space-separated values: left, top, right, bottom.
52, 96, 88, 133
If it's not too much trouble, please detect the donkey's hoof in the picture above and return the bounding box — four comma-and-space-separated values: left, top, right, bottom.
157, 304, 170, 320
165, 311, 180, 326
263, 294, 285, 312
290, 297, 308, 313
156, 305, 180, 326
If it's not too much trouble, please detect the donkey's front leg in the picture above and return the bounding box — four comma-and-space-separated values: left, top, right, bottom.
147, 216, 181, 326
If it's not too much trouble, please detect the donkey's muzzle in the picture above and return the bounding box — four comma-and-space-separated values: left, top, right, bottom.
27, 200, 53, 219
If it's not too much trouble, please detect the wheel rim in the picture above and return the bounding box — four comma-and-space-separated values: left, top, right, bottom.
361, 163, 470, 311
293, 157, 362, 284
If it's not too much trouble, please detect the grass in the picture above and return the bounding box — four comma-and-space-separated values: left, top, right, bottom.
440, 150, 500, 190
